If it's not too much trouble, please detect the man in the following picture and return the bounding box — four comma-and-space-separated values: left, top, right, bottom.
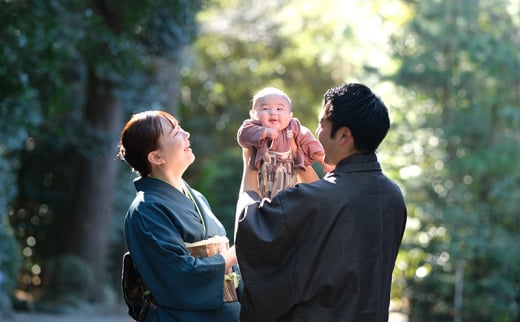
235, 83, 407, 321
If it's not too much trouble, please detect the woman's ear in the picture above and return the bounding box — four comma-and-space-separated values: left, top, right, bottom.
147, 150, 163, 166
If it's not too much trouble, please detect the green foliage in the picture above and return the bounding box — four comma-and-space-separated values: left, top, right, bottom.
39, 254, 94, 309
1, 0, 204, 310
387, 0, 520, 320
0, 216, 21, 313
0, 0, 52, 312
4, 0, 519, 320
10, 133, 81, 294
180, 0, 367, 237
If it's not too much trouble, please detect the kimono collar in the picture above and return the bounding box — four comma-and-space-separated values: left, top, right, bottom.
134, 176, 208, 237
334, 152, 381, 173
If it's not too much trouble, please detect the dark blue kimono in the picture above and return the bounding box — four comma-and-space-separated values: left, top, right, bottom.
124, 176, 240, 321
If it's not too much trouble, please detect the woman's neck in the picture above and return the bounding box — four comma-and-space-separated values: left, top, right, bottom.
149, 170, 185, 193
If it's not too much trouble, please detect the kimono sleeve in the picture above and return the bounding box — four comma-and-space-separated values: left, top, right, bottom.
235, 191, 298, 321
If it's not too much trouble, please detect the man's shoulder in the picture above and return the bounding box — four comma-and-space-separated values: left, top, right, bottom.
281, 177, 335, 199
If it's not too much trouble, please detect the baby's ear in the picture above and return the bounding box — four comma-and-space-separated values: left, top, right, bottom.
249, 109, 255, 119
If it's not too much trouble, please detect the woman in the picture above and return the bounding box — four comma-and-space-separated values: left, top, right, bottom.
118, 110, 240, 321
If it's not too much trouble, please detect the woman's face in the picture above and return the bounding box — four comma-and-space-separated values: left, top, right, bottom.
155, 117, 195, 173
251, 94, 292, 131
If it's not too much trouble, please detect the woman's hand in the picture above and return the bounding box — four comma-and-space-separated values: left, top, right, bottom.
220, 245, 237, 274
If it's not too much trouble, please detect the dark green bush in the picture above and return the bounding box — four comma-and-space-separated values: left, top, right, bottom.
0, 215, 21, 314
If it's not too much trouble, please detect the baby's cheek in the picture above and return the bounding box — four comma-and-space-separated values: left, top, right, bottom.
280, 118, 292, 131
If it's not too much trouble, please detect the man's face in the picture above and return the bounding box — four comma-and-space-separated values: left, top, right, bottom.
316, 104, 338, 165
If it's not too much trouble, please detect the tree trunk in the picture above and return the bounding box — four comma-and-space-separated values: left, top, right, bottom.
64, 68, 123, 302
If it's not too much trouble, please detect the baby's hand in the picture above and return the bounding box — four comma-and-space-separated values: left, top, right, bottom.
316, 155, 335, 173
322, 162, 335, 173
266, 128, 278, 140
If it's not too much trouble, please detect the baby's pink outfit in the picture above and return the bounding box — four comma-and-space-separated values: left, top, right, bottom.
237, 118, 325, 198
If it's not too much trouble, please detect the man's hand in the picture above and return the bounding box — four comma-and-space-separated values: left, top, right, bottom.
240, 148, 260, 194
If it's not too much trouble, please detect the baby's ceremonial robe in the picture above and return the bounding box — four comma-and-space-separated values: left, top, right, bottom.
235, 153, 407, 322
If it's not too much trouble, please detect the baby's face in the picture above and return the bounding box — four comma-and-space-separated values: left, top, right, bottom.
251, 94, 292, 131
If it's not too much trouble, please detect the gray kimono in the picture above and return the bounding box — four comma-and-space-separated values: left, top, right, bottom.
235, 153, 407, 321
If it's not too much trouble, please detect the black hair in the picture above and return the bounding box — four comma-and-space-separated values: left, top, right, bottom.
323, 83, 390, 152
117, 111, 178, 176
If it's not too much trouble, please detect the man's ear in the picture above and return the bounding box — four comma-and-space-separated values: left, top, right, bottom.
147, 150, 163, 166
338, 127, 352, 145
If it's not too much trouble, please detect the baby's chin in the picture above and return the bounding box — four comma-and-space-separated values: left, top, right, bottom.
261, 119, 290, 131
276, 123, 291, 131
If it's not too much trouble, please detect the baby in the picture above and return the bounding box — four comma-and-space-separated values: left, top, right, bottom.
237, 87, 333, 199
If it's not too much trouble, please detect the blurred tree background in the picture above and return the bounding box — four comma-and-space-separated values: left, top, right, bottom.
0, 0, 519, 321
